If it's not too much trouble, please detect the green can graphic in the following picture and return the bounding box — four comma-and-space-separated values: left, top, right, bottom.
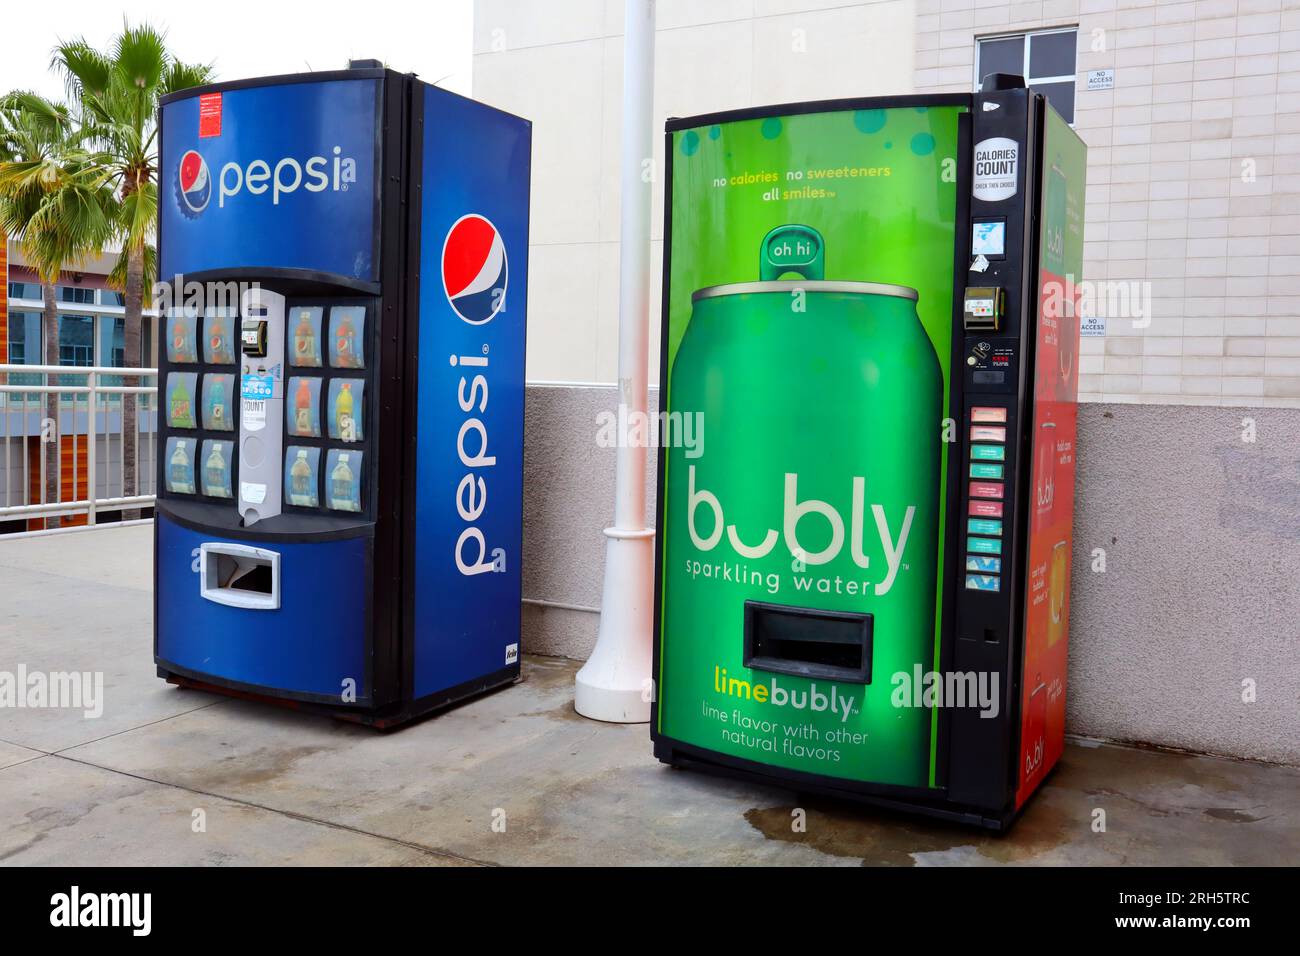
659, 225, 942, 788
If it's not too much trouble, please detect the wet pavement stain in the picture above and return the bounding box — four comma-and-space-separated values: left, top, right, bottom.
518, 657, 578, 691
744, 803, 976, 865
519, 701, 589, 722
742, 756, 1090, 865
192, 745, 332, 789
1203, 807, 1266, 823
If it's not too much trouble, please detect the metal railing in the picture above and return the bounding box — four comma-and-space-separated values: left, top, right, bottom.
0, 363, 158, 528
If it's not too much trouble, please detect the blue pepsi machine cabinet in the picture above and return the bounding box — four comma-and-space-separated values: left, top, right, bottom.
154, 66, 531, 726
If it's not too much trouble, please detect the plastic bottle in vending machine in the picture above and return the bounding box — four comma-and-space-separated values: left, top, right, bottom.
290, 450, 314, 506
336, 312, 356, 364
210, 376, 226, 427
294, 378, 312, 434
294, 310, 316, 364
336, 383, 355, 441
204, 443, 228, 497
330, 453, 355, 510
169, 440, 194, 493
170, 378, 195, 428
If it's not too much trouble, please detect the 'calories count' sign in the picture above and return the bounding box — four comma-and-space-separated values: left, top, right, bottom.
972, 137, 1019, 202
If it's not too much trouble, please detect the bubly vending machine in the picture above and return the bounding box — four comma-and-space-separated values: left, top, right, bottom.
154, 65, 530, 726
653, 76, 1085, 828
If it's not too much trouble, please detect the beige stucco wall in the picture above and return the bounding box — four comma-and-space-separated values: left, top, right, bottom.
473, 0, 917, 383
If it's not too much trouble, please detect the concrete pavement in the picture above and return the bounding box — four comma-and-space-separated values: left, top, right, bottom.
1, 524, 1296, 866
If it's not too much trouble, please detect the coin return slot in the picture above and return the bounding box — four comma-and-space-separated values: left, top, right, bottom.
743, 600, 872, 684
200, 542, 281, 610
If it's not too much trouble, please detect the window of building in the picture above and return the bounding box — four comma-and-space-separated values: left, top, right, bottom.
4, 310, 43, 405
97, 317, 127, 396
6, 310, 41, 365
99, 289, 125, 307
8, 281, 42, 301
975, 27, 1078, 124
88, 316, 151, 404
57, 313, 95, 367
59, 286, 97, 305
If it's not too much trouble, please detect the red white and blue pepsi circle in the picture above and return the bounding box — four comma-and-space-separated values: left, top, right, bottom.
442, 214, 507, 325
176, 150, 211, 218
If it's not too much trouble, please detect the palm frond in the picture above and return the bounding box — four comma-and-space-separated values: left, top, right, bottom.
113, 21, 168, 93
162, 61, 215, 98
6, 20, 217, 296
52, 39, 113, 105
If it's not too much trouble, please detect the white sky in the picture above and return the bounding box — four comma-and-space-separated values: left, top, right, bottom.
0, 0, 473, 101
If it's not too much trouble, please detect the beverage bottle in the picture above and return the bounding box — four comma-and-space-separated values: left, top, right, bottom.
170, 440, 194, 493
330, 453, 355, 510
290, 449, 314, 506
336, 314, 356, 365
205, 443, 227, 497
173, 318, 193, 362
209, 314, 227, 362
294, 310, 316, 364
171, 377, 194, 428
294, 378, 312, 434
210, 376, 226, 426
335, 382, 355, 440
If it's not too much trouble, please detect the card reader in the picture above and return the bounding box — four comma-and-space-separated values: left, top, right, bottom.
963, 286, 1004, 332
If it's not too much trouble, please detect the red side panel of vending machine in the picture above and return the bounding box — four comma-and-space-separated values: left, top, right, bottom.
1016, 106, 1086, 808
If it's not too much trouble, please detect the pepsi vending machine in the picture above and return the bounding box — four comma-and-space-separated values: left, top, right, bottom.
653, 77, 1085, 828
154, 65, 530, 726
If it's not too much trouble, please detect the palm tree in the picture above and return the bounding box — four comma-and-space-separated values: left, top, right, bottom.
0, 93, 115, 528
51, 24, 212, 517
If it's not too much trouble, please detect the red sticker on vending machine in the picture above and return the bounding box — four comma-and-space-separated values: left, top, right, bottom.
199, 93, 222, 138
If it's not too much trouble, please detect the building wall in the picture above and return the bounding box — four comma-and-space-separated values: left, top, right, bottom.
916, 0, 1300, 407
522, 383, 1300, 765
477, 0, 1300, 406
473, 0, 917, 383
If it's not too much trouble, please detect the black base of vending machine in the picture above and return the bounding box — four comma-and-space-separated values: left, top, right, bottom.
651, 77, 1085, 829
153, 66, 530, 727
160, 663, 521, 730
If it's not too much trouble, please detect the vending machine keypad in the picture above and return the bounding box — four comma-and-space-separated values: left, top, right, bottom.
963, 405, 1010, 592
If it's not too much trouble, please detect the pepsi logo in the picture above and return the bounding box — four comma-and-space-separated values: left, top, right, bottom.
177, 149, 211, 217
442, 214, 507, 325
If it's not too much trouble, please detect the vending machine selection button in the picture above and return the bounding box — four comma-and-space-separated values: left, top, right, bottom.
965, 574, 1002, 592
971, 444, 1006, 461
969, 499, 1004, 518
971, 406, 1008, 423
967, 536, 1003, 555
969, 480, 1004, 499
970, 463, 1005, 479
970, 425, 1007, 442
968, 518, 1003, 536
965, 555, 1002, 574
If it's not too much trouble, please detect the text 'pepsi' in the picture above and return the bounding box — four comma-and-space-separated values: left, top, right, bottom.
216, 146, 358, 207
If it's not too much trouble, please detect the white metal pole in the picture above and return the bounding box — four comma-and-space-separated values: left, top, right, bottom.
575, 0, 657, 723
